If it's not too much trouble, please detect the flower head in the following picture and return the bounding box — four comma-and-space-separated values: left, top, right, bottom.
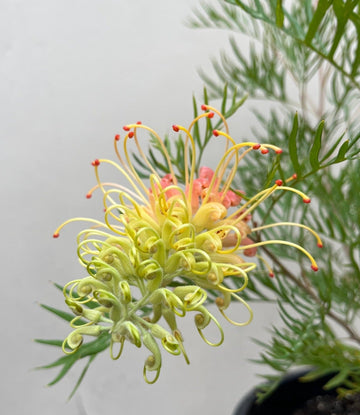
53, 105, 322, 383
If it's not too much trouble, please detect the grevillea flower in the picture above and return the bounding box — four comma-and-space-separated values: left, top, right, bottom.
53, 105, 322, 383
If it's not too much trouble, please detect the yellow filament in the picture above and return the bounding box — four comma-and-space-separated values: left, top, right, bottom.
216, 266, 248, 292
182, 248, 212, 275
260, 144, 282, 153
169, 223, 195, 250
200, 105, 230, 135
197, 313, 224, 347
220, 148, 253, 203
237, 239, 319, 270
174, 330, 190, 365
175, 125, 197, 206
143, 364, 161, 384
62, 337, 80, 355
211, 130, 239, 194
104, 206, 128, 236
149, 175, 168, 215
114, 136, 134, 178
132, 127, 161, 178
95, 159, 148, 204
122, 134, 154, 195
126, 124, 177, 184
251, 222, 323, 247
255, 254, 274, 277
63, 280, 94, 304
165, 187, 189, 218
203, 142, 259, 204
276, 185, 311, 201
53, 217, 106, 239
70, 315, 93, 328
87, 182, 144, 204
229, 185, 278, 224
187, 112, 214, 134
218, 293, 253, 327
238, 262, 257, 273
212, 225, 242, 254
110, 337, 125, 360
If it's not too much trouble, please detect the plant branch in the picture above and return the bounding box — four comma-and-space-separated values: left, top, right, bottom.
261, 246, 360, 345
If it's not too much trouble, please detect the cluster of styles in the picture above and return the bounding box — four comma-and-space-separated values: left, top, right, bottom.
53, 106, 322, 383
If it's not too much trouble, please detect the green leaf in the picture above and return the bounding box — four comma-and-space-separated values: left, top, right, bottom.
300, 367, 337, 382
324, 369, 350, 390
334, 140, 349, 163
39, 303, 86, 325
275, 0, 284, 28
34, 339, 63, 347
67, 355, 96, 400
37, 332, 111, 394
47, 362, 74, 386
305, 0, 333, 44
309, 120, 325, 170
288, 113, 301, 176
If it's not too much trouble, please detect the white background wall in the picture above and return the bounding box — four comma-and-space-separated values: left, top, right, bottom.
1, 1, 279, 414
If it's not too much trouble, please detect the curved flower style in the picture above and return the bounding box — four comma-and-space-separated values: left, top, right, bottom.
53, 105, 322, 383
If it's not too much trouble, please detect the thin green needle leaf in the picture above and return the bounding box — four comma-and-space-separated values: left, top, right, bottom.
276, 0, 284, 28
47, 362, 75, 386
34, 339, 63, 347
305, 0, 333, 44
334, 140, 349, 163
309, 120, 325, 170
288, 113, 301, 176
39, 303, 84, 324
68, 355, 96, 401
324, 370, 350, 390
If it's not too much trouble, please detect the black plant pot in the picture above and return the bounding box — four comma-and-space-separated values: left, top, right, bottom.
233, 370, 337, 415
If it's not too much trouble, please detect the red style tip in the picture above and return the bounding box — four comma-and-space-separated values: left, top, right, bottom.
172, 125, 179, 132
261, 148, 269, 154
91, 159, 100, 166
207, 112, 215, 119
275, 179, 283, 186
86, 193, 92, 199
269, 272, 275, 278
252, 144, 261, 150
114, 134, 120, 141
136, 121, 142, 125
303, 198, 311, 204
201, 104, 208, 111
275, 148, 283, 154
53, 233, 59, 238
311, 265, 319, 272
213, 130, 219, 137
292, 173, 298, 179
128, 131, 134, 138
123, 126, 130, 131
317, 243, 323, 248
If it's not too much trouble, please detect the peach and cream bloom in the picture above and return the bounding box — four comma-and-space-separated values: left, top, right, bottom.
53, 105, 322, 383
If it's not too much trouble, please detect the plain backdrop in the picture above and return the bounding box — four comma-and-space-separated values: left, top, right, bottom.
1, 1, 281, 414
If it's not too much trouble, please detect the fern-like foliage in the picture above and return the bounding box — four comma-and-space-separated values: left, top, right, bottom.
191, 0, 360, 87
186, 0, 360, 401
